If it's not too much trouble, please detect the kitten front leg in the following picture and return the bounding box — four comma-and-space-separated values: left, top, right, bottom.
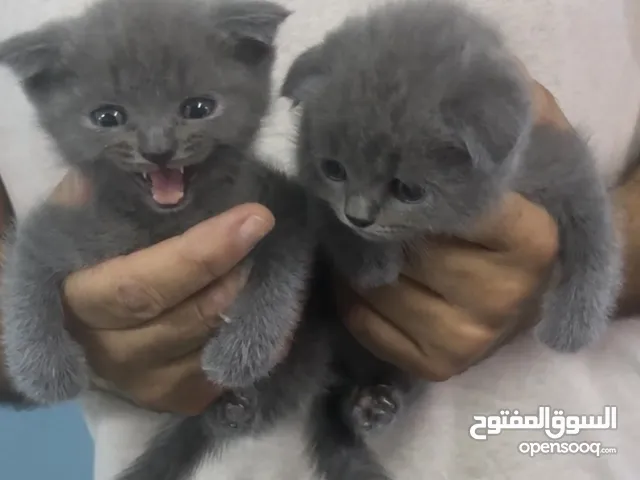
535, 192, 621, 352
201, 236, 313, 388
1, 208, 91, 404
519, 128, 623, 352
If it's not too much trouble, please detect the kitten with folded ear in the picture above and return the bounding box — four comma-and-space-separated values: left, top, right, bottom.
282, 0, 622, 436
0, 1, 342, 479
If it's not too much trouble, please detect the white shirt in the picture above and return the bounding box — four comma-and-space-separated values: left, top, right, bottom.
1, 0, 640, 479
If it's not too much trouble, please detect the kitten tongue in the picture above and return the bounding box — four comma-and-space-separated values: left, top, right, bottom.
148, 169, 185, 205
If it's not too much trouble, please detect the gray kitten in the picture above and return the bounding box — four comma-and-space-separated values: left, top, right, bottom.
0, 0, 316, 474
0, 0, 309, 404
0, 1, 395, 479
283, 0, 622, 433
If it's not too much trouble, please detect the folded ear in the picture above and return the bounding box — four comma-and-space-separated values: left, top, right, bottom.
215, 1, 291, 65
0, 23, 69, 96
444, 67, 533, 171
280, 44, 327, 107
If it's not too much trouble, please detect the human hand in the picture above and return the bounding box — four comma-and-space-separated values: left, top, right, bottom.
339, 76, 564, 381
612, 152, 640, 318
51, 172, 275, 414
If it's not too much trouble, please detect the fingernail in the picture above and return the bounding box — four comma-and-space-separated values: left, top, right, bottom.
238, 215, 273, 249
202, 288, 231, 318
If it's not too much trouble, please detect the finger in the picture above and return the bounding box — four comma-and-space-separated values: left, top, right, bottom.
130, 265, 251, 363
65, 203, 273, 329
470, 298, 543, 367
75, 265, 250, 370
451, 192, 559, 258
126, 353, 222, 415
0, 175, 14, 229
48, 170, 92, 207
343, 299, 460, 381
357, 277, 499, 363
531, 81, 571, 130
511, 57, 570, 130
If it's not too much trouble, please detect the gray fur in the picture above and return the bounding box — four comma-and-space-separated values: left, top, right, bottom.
0, 1, 394, 479
0, 0, 302, 404
283, 0, 622, 436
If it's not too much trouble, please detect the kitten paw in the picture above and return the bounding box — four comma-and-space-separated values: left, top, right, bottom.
201, 322, 276, 388
6, 338, 89, 404
345, 385, 401, 433
534, 319, 604, 353
535, 297, 608, 353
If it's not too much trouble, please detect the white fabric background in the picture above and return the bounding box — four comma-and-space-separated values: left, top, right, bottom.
1, 0, 640, 479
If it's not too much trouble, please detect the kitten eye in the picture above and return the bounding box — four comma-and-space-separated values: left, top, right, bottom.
90, 105, 127, 128
320, 159, 347, 182
180, 97, 218, 120
391, 179, 426, 203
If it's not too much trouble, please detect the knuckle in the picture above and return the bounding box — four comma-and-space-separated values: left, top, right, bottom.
482, 278, 532, 317
483, 293, 518, 318
413, 343, 462, 381
458, 324, 497, 356
115, 278, 165, 320
462, 343, 495, 367
345, 306, 377, 340
131, 381, 172, 409
83, 333, 137, 376
133, 389, 163, 409
104, 343, 138, 371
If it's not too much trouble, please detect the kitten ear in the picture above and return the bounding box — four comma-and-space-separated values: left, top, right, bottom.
280, 44, 327, 107
0, 23, 69, 96
446, 71, 533, 170
215, 1, 291, 65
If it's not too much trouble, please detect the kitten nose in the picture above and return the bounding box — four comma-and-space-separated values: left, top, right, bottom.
346, 214, 374, 228
140, 149, 176, 166
345, 194, 379, 228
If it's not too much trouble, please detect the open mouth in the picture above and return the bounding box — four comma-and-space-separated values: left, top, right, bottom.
134, 166, 198, 209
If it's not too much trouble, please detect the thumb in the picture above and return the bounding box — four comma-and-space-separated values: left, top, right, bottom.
49, 170, 92, 207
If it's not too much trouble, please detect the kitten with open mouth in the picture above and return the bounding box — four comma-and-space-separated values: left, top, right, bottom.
140, 167, 189, 206
135, 163, 202, 209
0, 0, 335, 479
